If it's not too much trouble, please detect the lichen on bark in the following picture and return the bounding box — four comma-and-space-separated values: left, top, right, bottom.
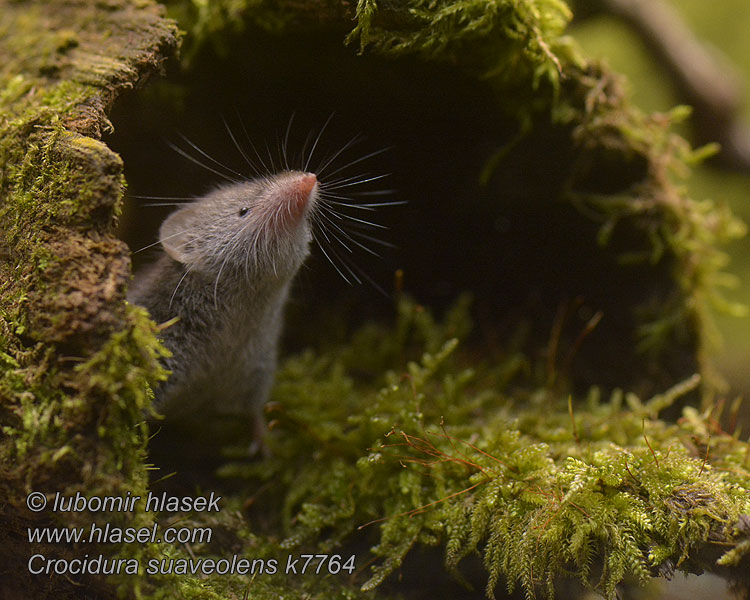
1, 1, 177, 598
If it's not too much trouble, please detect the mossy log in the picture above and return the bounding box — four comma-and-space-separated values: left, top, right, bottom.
0, 2, 177, 598
1, 1, 749, 599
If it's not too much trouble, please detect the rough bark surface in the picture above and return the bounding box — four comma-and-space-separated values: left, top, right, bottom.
0, 2, 178, 598
1, 1, 748, 598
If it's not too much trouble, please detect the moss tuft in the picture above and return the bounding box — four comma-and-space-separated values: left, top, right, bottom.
2, 0, 750, 599
219, 298, 750, 599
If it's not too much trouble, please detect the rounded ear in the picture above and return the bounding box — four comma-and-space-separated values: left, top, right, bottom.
159, 205, 199, 264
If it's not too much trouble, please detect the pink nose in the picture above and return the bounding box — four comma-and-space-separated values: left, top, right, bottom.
296, 174, 317, 199
283, 173, 317, 225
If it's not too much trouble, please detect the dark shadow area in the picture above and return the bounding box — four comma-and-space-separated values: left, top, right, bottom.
108, 24, 699, 474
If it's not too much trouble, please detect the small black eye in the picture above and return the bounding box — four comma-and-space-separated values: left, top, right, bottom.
239, 207, 249, 217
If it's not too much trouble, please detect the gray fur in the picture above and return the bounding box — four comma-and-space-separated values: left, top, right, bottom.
128, 171, 317, 432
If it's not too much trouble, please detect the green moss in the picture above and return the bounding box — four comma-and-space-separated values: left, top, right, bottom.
561, 92, 747, 391
3, 0, 750, 599
94, 297, 746, 599
0, 2, 179, 598
1, 302, 167, 469
214, 298, 750, 599
346, 0, 578, 87
161, 0, 744, 400
172, 0, 582, 120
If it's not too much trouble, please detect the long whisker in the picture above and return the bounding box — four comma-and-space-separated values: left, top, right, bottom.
132, 237, 170, 255
167, 140, 239, 184
322, 146, 393, 180
169, 266, 193, 310
223, 116, 263, 177
321, 209, 389, 230
315, 134, 363, 176
265, 140, 277, 173
316, 211, 355, 254
319, 196, 378, 211
282, 112, 296, 171
319, 194, 407, 210
210, 207, 265, 301
237, 111, 272, 174
316, 209, 381, 257
132, 212, 233, 254
322, 172, 373, 187
324, 173, 391, 190
315, 205, 397, 248
339, 227, 397, 248
312, 231, 355, 284
311, 213, 335, 246
132, 195, 196, 200
317, 233, 389, 296
349, 190, 399, 197
176, 133, 248, 180
341, 256, 389, 297
319, 241, 362, 284
353, 201, 407, 207
146, 119, 400, 299
304, 112, 335, 172
213, 250, 231, 308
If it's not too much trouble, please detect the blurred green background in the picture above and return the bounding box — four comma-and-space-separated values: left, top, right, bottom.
571, 0, 750, 399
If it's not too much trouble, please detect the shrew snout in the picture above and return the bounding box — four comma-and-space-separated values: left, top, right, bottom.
282, 172, 318, 223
